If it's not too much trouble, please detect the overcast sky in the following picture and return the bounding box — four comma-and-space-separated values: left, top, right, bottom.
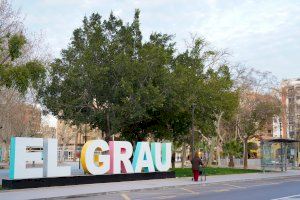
14, 0, 300, 81
12, 0, 300, 127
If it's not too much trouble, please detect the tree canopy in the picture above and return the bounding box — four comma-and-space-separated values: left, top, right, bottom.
39, 10, 238, 143
0, 0, 45, 93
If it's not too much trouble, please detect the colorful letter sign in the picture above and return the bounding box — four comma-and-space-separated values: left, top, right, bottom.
9, 137, 172, 179
9, 137, 43, 179
80, 140, 110, 175
43, 139, 71, 177
9, 137, 71, 179
109, 141, 134, 174
151, 143, 171, 171
132, 142, 155, 173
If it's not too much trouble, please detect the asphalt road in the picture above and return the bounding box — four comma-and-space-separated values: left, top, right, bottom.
49, 176, 300, 200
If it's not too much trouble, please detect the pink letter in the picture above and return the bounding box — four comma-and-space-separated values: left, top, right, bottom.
109, 141, 134, 174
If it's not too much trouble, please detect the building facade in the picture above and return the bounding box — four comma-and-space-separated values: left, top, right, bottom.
268, 78, 300, 168
280, 78, 300, 139
56, 120, 103, 161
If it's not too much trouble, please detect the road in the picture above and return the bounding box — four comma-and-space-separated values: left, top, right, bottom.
49, 176, 300, 200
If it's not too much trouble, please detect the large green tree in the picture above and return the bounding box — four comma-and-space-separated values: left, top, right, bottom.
157, 38, 238, 144
40, 10, 237, 146
40, 10, 173, 142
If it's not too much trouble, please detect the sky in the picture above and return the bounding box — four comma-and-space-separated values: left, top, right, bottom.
12, 0, 300, 126
14, 0, 300, 80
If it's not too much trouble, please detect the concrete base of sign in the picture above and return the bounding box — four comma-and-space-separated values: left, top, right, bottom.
2, 171, 175, 189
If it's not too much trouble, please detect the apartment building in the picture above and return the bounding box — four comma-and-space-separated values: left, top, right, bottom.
280, 78, 300, 139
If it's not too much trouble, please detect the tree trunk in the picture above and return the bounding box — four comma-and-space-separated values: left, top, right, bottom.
216, 143, 222, 166
2, 142, 9, 162
106, 112, 110, 137
243, 137, 248, 169
207, 138, 216, 166
60, 142, 66, 163
228, 155, 234, 167
215, 113, 223, 166
172, 151, 176, 169
181, 143, 187, 168
73, 131, 78, 161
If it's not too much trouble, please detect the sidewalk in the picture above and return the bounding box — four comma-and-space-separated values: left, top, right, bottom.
0, 170, 300, 200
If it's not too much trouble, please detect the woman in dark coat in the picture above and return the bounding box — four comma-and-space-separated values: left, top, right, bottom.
191, 152, 203, 181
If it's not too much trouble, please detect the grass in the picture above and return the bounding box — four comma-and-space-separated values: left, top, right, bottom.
174, 167, 262, 177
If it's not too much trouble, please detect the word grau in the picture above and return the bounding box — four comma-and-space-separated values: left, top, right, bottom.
9, 137, 171, 179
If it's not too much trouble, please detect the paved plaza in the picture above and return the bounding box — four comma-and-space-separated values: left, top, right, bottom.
0, 170, 300, 200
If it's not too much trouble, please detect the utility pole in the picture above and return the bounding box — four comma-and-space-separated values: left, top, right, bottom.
191, 103, 196, 159
280, 120, 283, 172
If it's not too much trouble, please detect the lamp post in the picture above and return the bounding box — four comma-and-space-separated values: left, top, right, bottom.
279, 120, 284, 172
191, 103, 196, 159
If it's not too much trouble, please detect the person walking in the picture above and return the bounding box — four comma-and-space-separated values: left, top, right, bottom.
191, 152, 203, 182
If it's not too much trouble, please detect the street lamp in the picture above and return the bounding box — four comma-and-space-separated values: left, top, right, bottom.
279, 119, 284, 171
191, 103, 196, 159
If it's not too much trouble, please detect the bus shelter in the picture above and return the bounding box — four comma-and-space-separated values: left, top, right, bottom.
261, 138, 299, 172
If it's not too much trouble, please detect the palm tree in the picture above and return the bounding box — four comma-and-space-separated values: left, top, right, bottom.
223, 140, 243, 167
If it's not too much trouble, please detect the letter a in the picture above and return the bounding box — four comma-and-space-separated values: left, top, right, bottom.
132, 142, 155, 173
